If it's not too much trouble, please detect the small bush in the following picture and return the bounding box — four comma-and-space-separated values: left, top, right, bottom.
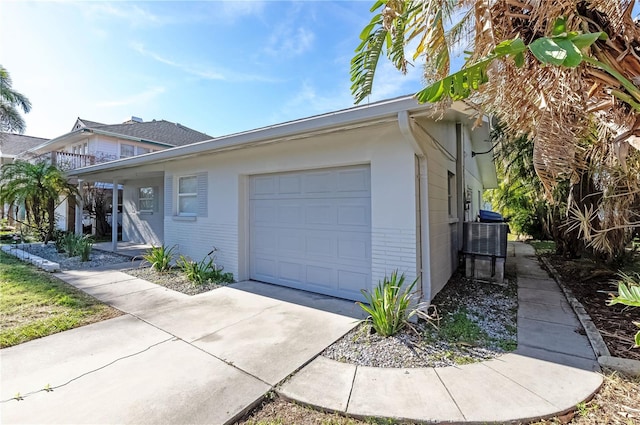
76, 236, 93, 262
177, 254, 234, 285
357, 270, 418, 337
142, 245, 175, 272
177, 247, 234, 285
56, 232, 93, 260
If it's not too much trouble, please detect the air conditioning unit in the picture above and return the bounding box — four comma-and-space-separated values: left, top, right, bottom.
463, 222, 509, 282
463, 222, 509, 258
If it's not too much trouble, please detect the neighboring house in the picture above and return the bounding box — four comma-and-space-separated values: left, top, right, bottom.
15, 117, 212, 232
69, 96, 497, 303
0, 133, 50, 223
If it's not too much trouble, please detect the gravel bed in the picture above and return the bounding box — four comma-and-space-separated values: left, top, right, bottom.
124, 267, 222, 296
322, 271, 518, 368
11, 243, 133, 270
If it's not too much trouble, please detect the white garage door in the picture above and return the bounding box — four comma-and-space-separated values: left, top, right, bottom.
250, 165, 371, 301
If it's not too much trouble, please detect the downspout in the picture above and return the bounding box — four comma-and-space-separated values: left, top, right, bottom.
455, 123, 464, 254
398, 111, 432, 302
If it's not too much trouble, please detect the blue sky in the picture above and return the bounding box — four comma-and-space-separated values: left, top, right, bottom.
1, 1, 427, 139
2, 1, 639, 139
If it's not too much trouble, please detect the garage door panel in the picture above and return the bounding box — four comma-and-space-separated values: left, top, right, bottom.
306, 265, 336, 288
278, 204, 303, 224
250, 165, 371, 301
278, 174, 302, 194
338, 238, 369, 261
337, 168, 370, 193
279, 261, 304, 283
304, 172, 336, 193
305, 233, 338, 257
252, 203, 277, 223
337, 204, 369, 226
252, 176, 277, 195
305, 203, 336, 225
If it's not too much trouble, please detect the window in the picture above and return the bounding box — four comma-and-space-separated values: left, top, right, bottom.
138, 187, 154, 212
120, 144, 135, 158
137, 146, 151, 155
178, 176, 197, 215
447, 171, 455, 217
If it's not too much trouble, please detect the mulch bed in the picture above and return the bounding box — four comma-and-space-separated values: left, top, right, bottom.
544, 255, 640, 361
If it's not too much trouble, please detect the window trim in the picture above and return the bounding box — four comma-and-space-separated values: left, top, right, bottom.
177, 175, 198, 216
138, 187, 154, 213
120, 143, 135, 159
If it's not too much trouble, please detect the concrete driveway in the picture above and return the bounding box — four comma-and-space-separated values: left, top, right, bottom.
1, 277, 362, 425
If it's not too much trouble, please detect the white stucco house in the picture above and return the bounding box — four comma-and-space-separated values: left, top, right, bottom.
68, 96, 497, 302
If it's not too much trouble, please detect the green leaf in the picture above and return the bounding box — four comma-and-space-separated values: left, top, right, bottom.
528, 37, 567, 66
514, 52, 525, 68
552, 17, 567, 36
493, 38, 527, 56
570, 32, 605, 50
555, 38, 583, 67
607, 282, 640, 307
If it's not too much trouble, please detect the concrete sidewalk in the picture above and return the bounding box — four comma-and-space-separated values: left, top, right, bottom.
279, 243, 603, 423
1, 268, 361, 424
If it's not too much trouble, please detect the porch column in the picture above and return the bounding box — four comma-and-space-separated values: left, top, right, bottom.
112, 179, 118, 252
75, 179, 84, 235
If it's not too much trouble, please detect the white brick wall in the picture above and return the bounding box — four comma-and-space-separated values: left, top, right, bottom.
371, 227, 417, 284
164, 221, 239, 279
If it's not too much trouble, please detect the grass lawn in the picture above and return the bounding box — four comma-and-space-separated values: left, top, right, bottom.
0, 251, 122, 348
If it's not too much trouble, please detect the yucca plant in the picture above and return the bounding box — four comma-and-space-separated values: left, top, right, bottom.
357, 270, 418, 337
177, 255, 214, 285
76, 236, 93, 262
607, 272, 640, 348
61, 232, 80, 256
142, 245, 175, 272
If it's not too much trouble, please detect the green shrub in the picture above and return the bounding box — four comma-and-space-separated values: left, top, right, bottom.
142, 245, 175, 272
76, 236, 93, 262
56, 233, 93, 261
177, 254, 234, 285
61, 232, 79, 256
608, 272, 640, 348
357, 270, 418, 337
177, 248, 234, 285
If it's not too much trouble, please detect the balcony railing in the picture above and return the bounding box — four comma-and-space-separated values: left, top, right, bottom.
36, 151, 96, 171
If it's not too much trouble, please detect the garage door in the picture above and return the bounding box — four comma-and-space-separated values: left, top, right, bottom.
250, 165, 371, 301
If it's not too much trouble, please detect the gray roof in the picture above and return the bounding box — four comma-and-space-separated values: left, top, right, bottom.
77, 118, 212, 146
0, 133, 50, 156
75, 118, 106, 129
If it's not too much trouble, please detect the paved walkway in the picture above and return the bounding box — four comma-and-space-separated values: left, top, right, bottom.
0, 243, 603, 424
1, 269, 361, 424
279, 243, 603, 423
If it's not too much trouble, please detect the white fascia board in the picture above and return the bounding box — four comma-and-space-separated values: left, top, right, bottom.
70, 96, 436, 178
27, 128, 174, 155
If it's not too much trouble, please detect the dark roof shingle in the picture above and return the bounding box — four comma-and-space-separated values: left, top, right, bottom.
78, 118, 212, 146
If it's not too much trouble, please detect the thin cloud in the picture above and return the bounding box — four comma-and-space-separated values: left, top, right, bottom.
96, 86, 166, 108
81, 3, 166, 27
265, 26, 315, 58
131, 43, 281, 83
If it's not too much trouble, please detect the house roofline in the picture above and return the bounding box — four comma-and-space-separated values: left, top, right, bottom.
26, 128, 176, 155
70, 96, 480, 178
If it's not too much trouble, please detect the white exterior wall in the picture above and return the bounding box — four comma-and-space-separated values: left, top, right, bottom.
162, 122, 418, 289
55, 198, 68, 231
122, 177, 164, 245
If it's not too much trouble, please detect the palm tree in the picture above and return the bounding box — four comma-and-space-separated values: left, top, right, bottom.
0, 160, 77, 243
352, 0, 640, 260
0, 65, 31, 134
